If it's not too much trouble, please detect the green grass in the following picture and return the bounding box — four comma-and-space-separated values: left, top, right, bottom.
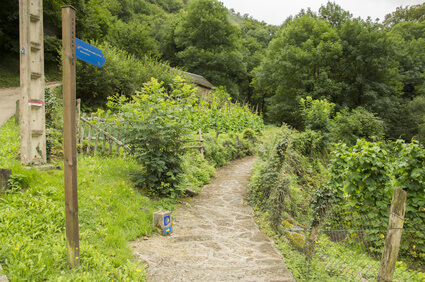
0, 118, 176, 281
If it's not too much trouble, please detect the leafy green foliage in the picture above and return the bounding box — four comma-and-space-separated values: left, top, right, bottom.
203, 132, 254, 167
384, 3, 425, 27
101, 77, 262, 196
172, 0, 247, 99
248, 126, 327, 230
76, 41, 182, 105
107, 19, 160, 59
192, 89, 264, 134
328, 140, 392, 208
326, 139, 425, 264
44, 87, 64, 162
253, 15, 342, 126
105, 78, 194, 197
330, 107, 384, 146
0, 120, 173, 281
299, 96, 335, 132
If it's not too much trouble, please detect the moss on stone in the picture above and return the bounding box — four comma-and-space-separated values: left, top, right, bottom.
285, 231, 306, 250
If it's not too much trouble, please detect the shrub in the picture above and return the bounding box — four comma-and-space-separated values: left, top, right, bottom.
299, 96, 335, 132
329, 107, 384, 146
76, 41, 185, 106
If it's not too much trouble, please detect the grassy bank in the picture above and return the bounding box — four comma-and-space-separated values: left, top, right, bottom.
0, 119, 174, 280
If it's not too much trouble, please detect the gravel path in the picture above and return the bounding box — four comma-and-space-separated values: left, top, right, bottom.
130, 156, 295, 281
0, 81, 61, 127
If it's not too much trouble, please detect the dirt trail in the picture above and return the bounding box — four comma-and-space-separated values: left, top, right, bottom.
0, 81, 61, 127
130, 156, 295, 281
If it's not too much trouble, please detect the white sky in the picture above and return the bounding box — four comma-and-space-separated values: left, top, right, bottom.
219, 0, 425, 25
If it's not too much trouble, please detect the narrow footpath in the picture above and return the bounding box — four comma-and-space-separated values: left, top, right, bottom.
130, 156, 295, 281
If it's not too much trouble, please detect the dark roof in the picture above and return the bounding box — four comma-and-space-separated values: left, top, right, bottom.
166, 65, 215, 89
184, 71, 214, 89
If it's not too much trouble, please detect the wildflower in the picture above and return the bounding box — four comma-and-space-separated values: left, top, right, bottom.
76, 257, 79, 260
126, 278, 129, 281
380, 234, 385, 239
14, 247, 18, 250
136, 269, 141, 272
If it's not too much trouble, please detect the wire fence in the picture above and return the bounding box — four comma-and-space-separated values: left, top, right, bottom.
283, 191, 425, 281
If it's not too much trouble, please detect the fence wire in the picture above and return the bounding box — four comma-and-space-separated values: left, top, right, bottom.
289, 195, 425, 281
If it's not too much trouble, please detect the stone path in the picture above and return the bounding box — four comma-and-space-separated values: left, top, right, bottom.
130, 156, 295, 281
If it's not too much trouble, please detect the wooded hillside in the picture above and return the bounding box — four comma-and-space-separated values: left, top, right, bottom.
1, 0, 425, 142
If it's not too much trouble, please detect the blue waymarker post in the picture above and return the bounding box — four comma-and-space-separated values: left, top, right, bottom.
75, 38, 105, 67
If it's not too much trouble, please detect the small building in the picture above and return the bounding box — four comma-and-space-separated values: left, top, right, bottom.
183, 71, 214, 94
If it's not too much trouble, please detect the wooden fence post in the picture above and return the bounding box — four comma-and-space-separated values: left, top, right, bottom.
377, 187, 407, 282
86, 114, 93, 155
15, 100, 20, 125
0, 168, 12, 192
199, 128, 204, 158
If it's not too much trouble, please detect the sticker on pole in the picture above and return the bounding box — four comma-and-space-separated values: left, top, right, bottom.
75, 38, 106, 68
28, 100, 44, 107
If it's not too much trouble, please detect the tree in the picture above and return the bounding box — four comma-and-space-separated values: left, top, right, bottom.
107, 18, 160, 59
173, 0, 247, 99
336, 19, 402, 111
253, 15, 342, 126
319, 1, 352, 28
383, 3, 425, 27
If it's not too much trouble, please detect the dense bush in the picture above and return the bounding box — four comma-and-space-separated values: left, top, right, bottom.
192, 88, 264, 133
203, 132, 255, 167
329, 107, 385, 146
299, 97, 385, 147
76, 42, 184, 106
327, 139, 425, 262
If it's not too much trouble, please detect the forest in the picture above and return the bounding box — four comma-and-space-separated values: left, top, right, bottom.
1, 0, 424, 143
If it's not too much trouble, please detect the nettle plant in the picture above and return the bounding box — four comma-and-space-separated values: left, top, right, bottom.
106, 77, 197, 197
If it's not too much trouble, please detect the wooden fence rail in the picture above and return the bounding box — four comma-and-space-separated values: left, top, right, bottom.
78, 113, 204, 158
78, 115, 131, 158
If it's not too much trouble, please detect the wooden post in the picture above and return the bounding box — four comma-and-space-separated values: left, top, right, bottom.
109, 127, 114, 155
0, 169, 12, 192
377, 187, 407, 281
198, 128, 204, 158
62, 6, 79, 268
79, 113, 86, 151
15, 100, 20, 125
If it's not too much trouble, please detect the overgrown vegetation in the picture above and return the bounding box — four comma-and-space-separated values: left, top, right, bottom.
94, 77, 262, 198
248, 124, 425, 280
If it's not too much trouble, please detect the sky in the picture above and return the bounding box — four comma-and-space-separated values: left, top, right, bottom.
219, 0, 425, 25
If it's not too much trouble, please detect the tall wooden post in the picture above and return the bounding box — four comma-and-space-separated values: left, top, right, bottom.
19, 0, 46, 164
62, 6, 79, 268
377, 187, 407, 281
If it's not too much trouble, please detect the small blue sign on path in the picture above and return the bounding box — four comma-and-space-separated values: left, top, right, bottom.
75, 38, 105, 67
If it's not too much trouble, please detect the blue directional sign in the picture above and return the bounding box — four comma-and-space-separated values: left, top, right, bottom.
75, 38, 105, 67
